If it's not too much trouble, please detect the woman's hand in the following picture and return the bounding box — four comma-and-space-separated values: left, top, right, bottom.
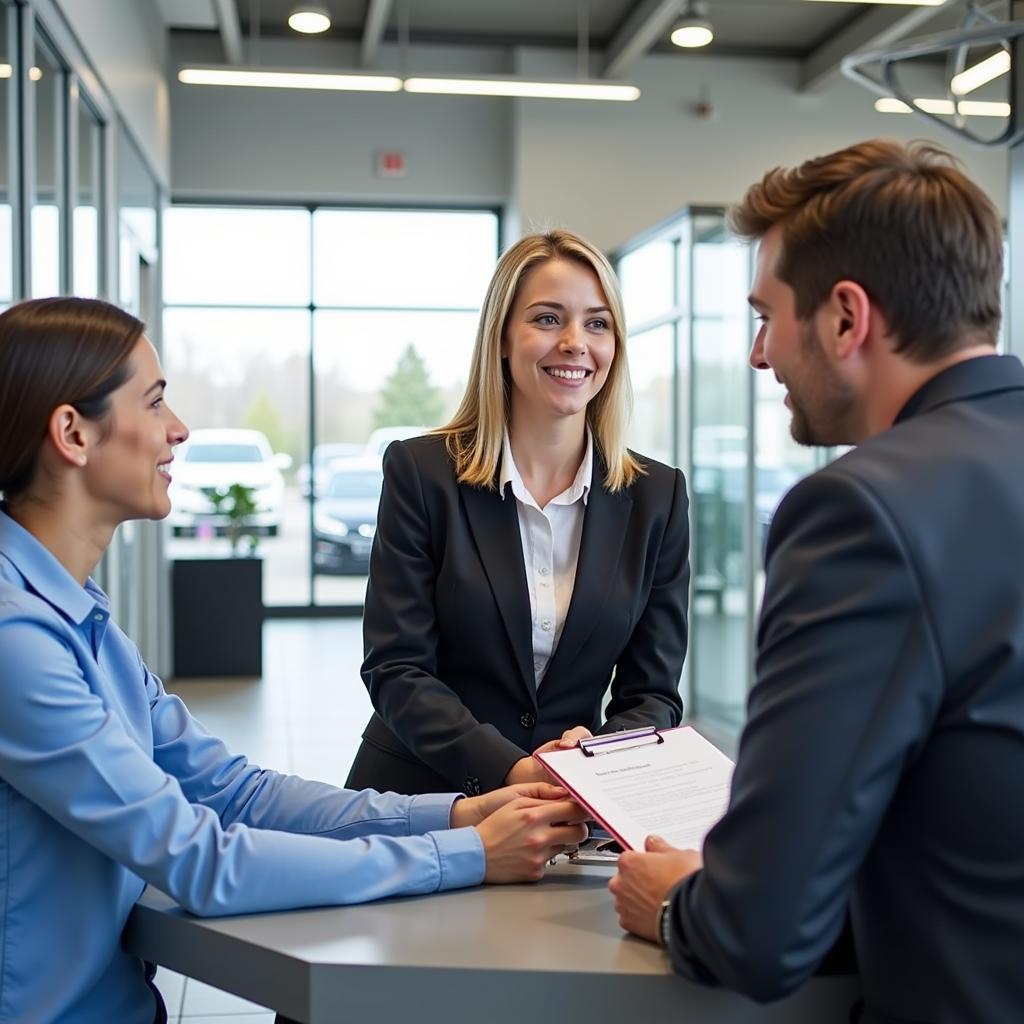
475, 797, 590, 883
449, 782, 569, 829
502, 727, 594, 786
533, 726, 593, 756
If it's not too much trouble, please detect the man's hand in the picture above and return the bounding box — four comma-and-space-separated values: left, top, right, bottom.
449, 782, 569, 829
503, 726, 595, 785
475, 798, 589, 883
609, 835, 703, 943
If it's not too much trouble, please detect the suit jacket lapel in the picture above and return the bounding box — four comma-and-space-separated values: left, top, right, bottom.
543, 475, 632, 683
461, 481, 538, 704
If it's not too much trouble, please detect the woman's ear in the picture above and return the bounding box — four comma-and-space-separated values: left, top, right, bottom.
47, 404, 93, 468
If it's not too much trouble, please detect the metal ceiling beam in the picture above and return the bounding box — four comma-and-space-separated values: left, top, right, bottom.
603, 0, 682, 79
800, 0, 956, 92
212, 0, 244, 64
361, 0, 394, 67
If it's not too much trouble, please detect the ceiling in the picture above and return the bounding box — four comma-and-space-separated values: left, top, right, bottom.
156, 1, 986, 89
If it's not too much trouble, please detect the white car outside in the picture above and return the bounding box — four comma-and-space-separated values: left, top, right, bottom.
168, 428, 291, 536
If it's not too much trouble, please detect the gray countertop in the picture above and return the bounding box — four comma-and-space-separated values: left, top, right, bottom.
124, 862, 860, 1023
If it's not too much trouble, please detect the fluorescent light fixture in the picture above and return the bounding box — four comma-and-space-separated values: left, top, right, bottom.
0, 64, 43, 80
805, 1, 945, 5
951, 50, 1010, 95
178, 67, 402, 92
671, 0, 714, 49
403, 77, 640, 101
875, 96, 1010, 117
288, 7, 331, 34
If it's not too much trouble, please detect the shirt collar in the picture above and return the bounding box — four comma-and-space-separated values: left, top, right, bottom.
499, 429, 593, 509
0, 508, 107, 627
895, 354, 1024, 425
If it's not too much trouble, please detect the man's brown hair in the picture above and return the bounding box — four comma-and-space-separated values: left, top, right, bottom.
729, 139, 1003, 360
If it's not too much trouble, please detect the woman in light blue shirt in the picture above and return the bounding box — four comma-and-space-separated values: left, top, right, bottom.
0, 297, 586, 1024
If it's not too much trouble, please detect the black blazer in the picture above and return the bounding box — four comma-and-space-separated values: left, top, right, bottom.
666, 355, 1024, 1023
346, 434, 689, 796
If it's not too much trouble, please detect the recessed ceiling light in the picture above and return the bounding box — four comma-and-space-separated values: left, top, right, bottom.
671, 1, 714, 49
288, 6, 331, 34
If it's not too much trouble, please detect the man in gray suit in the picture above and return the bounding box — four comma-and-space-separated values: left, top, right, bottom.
610, 139, 1023, 1024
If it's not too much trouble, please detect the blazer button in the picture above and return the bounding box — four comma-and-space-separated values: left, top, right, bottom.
520, 712, 536, 728
464, 777, 481, 796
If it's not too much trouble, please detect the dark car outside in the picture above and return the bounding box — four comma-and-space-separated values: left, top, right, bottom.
312, 459, 384, 575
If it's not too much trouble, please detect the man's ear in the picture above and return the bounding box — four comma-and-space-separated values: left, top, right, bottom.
47, 404, 95, 468
825, 280, 871, 360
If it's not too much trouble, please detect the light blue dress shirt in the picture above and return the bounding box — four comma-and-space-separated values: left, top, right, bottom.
0, 510, 484, 1023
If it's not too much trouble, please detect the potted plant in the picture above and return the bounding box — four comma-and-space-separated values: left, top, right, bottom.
171, 483, 265, 679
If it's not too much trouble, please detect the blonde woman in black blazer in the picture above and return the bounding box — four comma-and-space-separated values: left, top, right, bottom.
347, 230, 690, 796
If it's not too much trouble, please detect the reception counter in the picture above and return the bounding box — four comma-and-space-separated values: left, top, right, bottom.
124, 862, 859, 1023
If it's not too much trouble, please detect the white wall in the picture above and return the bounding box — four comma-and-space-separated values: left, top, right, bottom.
55, 0, 170, 184
167, 35, 1009, 252
513, 48, 1009, 252
169, 35, 512, 206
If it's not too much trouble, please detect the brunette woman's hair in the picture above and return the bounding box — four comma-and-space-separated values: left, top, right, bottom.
0, 297, 144, 499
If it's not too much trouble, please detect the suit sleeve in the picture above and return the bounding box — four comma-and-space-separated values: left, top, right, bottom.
362, 441, 528, 790
665, 467, 944, 1000
0, 616, 484, 918
601, 467, 688, 732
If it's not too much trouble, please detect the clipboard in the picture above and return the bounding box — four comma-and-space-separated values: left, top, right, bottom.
535, 725, 734, 853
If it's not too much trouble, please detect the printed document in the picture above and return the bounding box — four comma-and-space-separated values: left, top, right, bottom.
536, 726, 734, 852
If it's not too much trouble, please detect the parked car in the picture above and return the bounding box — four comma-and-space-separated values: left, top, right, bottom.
312, 458, 384, 574
363, 425, 426, 459
297, 441, 365, 498
168, 428, 291, 537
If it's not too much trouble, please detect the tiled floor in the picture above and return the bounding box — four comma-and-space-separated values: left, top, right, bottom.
158, 618, 369, 1022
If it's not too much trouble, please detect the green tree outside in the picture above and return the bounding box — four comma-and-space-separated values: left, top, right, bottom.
372, 344, 443, 429
242, 392, 296, 464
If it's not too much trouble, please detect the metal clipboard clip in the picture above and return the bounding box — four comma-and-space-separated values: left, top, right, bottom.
578, 726, 664, 758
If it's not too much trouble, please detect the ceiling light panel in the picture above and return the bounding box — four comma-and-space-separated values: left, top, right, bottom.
951, 50, 1010, 95
403, 77, 640, 101
178, 68, 402, 92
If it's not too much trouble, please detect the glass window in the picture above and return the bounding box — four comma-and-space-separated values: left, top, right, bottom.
312, 209, 497, 308
163, 205, 497, 611
627, 324, 675, 465
164, 207, 311, 306
73, 95, 103, 297
163, 306, 311, 608
689, 217, 752, 732
31, 32, 65, 298
312, 308, 478, 606
0, 4, 12, 308
619, 236, 676, 329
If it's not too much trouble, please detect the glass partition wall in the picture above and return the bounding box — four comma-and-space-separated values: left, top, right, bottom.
617, 208, 824, 743
0, 1, 167, 673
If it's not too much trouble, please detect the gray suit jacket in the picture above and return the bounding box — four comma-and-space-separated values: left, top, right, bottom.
347, 433, 689, 796
667, 354, 1024, 1024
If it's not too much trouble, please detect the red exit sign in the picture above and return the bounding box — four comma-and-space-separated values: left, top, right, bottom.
375, 151, 407, 178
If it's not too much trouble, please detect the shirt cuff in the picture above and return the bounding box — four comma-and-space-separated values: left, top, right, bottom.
429, 825, 486, 891
407, 791, 462, 836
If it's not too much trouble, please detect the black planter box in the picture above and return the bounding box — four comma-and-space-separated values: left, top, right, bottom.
172, 557, 264, 678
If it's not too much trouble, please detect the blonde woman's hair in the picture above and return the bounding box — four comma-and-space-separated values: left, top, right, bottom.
436, 229, 643, 491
